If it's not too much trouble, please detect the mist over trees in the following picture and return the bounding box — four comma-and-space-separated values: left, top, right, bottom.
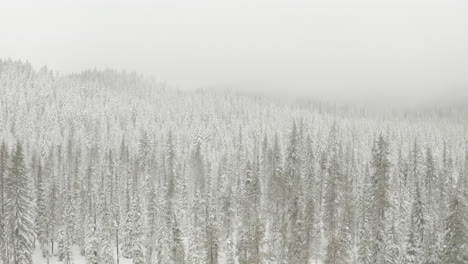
0, 59, 467, 263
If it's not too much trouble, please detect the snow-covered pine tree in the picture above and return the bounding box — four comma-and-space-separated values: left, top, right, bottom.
265, 133, 287, 263
47, 154, 58, 256
0, 141, 8, 264
370, 134, 391, 264
357, 165, 373, 264
145, 173, 158, 264
84, 212, 99, 264
173, 216, 185, 264
284, 122, 301, 194
58, 228, 65, 261
132, 242, 145, 264
174, 161, 187, 264
323, 233, 349, 264
405, 220, 417, 264
225, 236, 236, 264
58, 226, 73, 264
404, 178, 426, 264
156, 184, 172, 264
423, 229, 441, 264
130, 193, 144, 264
268, 132, 283, 211
100, 207, 115, 264
424, 146, 437, 198
5, 142, 35, 264
189, 187, 206, 264
238, 159, 263, 264
441, 192, 468, 263
283, 123, 308, 264
138, 131, 153, 212
62, 227, 74, 264
324, 152, 340, 236
65, 180, 76, 246
206, 184, 219, 264
166, 130, 177, 202
35, 160, 50, 258
383, 208, 404, 264
121, 177, 134, 258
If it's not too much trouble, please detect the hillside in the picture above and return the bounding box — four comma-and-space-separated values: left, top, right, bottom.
0, 59, 467, 263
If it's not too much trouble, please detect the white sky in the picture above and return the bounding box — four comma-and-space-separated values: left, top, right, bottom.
1, 0, 467, 104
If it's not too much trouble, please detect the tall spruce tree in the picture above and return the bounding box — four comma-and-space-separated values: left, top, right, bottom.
441, 192, 468, 263
5, 142, 35, 264
370, 134, 391, 263
0, 141, 8, 264
36, 161, 49, 258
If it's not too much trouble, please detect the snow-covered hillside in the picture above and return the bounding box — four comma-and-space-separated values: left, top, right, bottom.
0, 60, 467, 264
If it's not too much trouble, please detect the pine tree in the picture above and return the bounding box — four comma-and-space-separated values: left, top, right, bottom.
324, 153, 340, 236
156, 185, 172, 264
358, 165, 373, 264
145, 174, 158, 264
411, 141, 425, 184
74, 151, 86, 256
166, 130, 177, 201
62, 227, 74, 264
284, 122, 301, 193
192, 140, 206, 196
58, 228, 66, 261
423, 230, 441, 264
405, 183, 425, 264
357, 209, 372, 264
371, 134, 391, 220
425, 146, 437, 197
283, 123, 308, 264
206, 191, 219, 264
225, 236, 236, 264
65, 185, 76, 245
289, 193, 307, 264
5, 142, 35, 264
100, 234, 114, 264
0, 141, 9, 264
304, 193, 319, 264
36, 161, 49, 258
267, 133, 284, 228
238, 159, 263, 264
189, 188, 206, 264
48, 157, 58, 256
441, 193, 468, 264
132, 242, 145, 264
324, 233, 349, 264
59, 227, 74, 264
383, 210, 404, 264
138, 132, 152, 201
121, 175, 133, 257
85, 213, 99, 264
369, 134, 391, 263
130, 194, 145, 264
100, 207, 115, 264
413, 183, 425, 262
173, 217, 185, 264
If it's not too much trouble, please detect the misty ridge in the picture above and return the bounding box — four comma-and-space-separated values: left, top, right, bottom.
0, 58, 467, 264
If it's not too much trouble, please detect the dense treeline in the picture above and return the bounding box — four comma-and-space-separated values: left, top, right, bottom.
0, 59, 467, 264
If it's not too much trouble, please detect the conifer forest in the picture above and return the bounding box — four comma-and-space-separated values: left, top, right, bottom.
0, 59, 467, 264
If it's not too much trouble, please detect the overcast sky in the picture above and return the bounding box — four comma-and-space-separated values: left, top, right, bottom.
1, 0, 467, 104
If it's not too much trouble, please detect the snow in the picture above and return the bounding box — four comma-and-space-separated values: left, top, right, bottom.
32, 245, 133, 264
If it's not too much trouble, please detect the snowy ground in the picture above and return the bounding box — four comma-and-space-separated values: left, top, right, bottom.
32, 245, 133, 264
32, 245, 323, 264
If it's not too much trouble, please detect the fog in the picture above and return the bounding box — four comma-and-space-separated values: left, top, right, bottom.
1, 0, 467, 105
